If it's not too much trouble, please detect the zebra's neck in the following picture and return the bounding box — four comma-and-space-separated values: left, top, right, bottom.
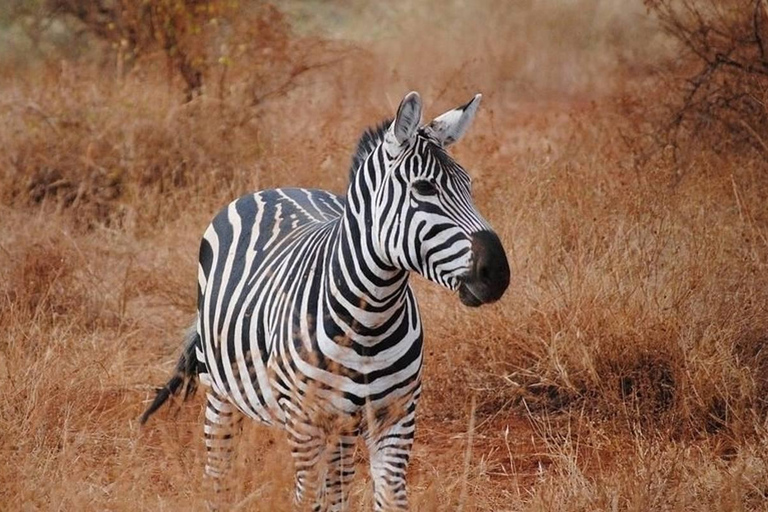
323, 145, 412, 341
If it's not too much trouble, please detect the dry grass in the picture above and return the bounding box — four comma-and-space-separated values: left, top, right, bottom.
2, 1, 768, 510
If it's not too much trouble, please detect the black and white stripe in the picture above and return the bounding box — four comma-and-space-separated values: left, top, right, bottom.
142, 91, 510, 511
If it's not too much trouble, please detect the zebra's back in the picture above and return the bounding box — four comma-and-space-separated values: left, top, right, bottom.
195, 188, 346, 425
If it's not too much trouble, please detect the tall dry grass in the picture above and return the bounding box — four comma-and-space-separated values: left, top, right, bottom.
1, 1, 768, 510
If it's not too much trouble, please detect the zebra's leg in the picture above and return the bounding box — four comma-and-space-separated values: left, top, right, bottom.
203, 389, 243, 507
287, 419, 327, 511
324, 430, 358, 512
364, 397, 418, 512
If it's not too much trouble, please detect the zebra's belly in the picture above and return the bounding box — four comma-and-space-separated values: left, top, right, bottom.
200, 279, 425, 429
200, 276, 426, 427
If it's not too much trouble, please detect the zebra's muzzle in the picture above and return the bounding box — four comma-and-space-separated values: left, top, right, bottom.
458, 230, 510, 307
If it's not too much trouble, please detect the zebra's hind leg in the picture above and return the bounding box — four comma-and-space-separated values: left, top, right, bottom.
203, 389, 243, 508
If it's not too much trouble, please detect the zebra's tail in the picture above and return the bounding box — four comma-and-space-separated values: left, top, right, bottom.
140, 324, 200, 425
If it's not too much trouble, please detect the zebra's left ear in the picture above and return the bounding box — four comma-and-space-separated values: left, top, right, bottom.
426, 94, 482, 147
392, 91, 423, 146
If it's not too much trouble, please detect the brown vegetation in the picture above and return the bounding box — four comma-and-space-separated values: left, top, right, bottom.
645, 0, 768, 156
2, 1, 768, 510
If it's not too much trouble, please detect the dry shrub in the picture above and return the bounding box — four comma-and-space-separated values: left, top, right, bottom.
0, 4, 352, 232
644, 0, 768, 157
0, 68, 260, 230
0, 222, 104, 330
15, 0, 267, 100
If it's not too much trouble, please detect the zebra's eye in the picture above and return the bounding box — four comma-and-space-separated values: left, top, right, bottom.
412, 180, 437, 196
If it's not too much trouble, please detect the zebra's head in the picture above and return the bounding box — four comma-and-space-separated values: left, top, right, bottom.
352, 92, 510, 307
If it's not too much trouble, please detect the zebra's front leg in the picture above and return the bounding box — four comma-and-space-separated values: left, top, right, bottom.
287, 419, 328, 511
364, 398, 418, 511
203, 389, 243, 508
324, 430, 358, 511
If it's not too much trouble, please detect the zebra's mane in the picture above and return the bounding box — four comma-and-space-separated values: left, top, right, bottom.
348, 118, 392, 184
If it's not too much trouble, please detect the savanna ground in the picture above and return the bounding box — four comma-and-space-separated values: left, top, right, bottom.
2, 1, 768, 510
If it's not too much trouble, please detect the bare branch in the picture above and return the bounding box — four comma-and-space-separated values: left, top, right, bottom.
645, 0, 768, 155
755, 0, 768, 67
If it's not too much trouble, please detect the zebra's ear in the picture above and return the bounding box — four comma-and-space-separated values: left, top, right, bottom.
427, 93, 482, 147
392, 91, 423, 145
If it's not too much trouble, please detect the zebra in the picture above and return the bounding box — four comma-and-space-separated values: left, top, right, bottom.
140, 91, 510, 511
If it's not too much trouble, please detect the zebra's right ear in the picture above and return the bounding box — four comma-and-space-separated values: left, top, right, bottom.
392, 91, 422, 145
426, 94, 482, 147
